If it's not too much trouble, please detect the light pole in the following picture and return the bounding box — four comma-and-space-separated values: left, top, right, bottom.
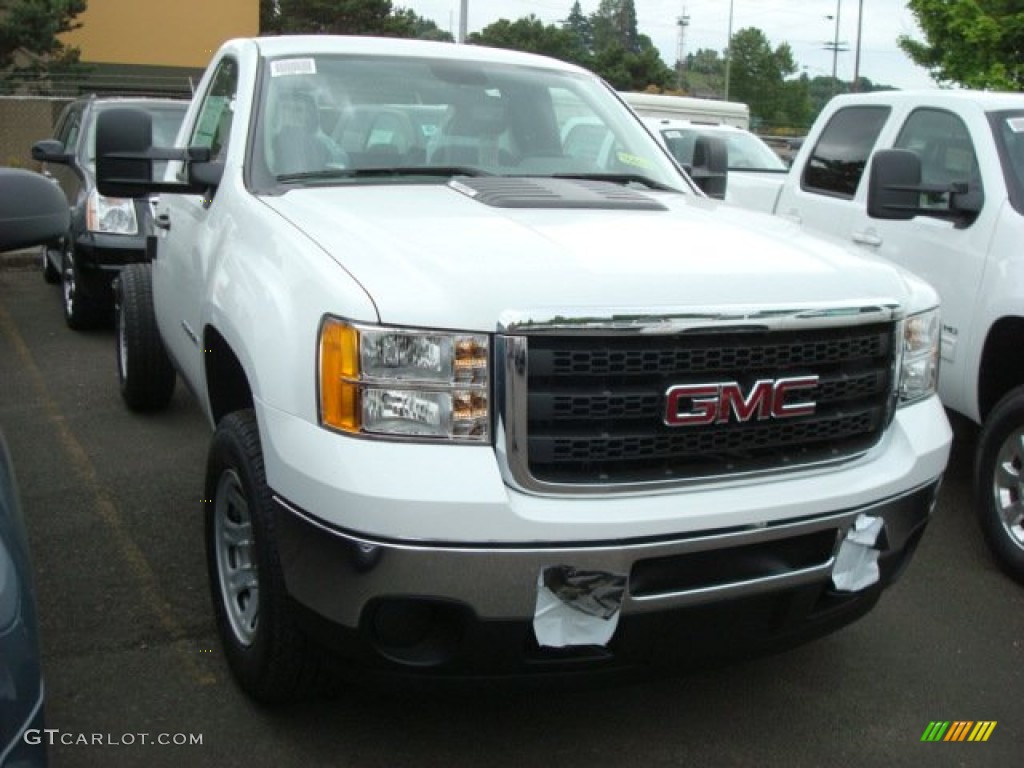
852, 0, 864, 91
830, 0, 841, 91
824, 0, 848, 96
459, 0, 468, 44
724, 0, 734, 100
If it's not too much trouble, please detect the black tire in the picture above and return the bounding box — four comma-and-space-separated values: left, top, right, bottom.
61, 242, 101, 330
115, 264, 176, 411
205, 410, 320, 705
42, 246, 60, 284
975, 385, 1024, 584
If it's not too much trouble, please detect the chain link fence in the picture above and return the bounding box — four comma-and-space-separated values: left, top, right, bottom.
0, 96, 71, 169
1, 65, 198, 169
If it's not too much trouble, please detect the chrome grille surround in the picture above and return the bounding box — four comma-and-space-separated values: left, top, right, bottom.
496, 303, 903, 496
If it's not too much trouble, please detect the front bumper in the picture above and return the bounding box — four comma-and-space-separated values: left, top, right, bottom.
73, 231, 149, 303
75, 231, 148, 270
276, 479, 940, 676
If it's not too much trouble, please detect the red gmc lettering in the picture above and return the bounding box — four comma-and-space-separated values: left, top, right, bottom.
664, 376, 819, 427
773, 376, 819, 418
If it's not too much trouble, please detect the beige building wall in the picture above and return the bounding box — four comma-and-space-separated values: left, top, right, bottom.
63, 0, 258, 68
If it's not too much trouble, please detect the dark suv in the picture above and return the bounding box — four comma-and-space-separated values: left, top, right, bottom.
32, 96, 188, 329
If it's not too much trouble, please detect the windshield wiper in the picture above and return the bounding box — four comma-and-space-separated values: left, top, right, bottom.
275, 166, 493, 183
550, 172, 677, 192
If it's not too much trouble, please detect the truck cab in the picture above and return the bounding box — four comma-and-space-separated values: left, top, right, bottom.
768, 90, 1024, 582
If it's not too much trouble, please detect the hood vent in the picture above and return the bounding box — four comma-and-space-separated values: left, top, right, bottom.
448, 177, 667, 211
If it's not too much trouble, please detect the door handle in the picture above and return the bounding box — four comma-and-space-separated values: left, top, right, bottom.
154, 213, 171, 231
852, 230, 882, 247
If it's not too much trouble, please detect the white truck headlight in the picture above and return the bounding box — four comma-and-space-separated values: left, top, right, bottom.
899, 308, 940, 404
86, 189, 138, 234
318, 318, 490, 442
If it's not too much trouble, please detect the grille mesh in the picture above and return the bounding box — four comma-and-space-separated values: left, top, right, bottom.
520, 323, 895, 484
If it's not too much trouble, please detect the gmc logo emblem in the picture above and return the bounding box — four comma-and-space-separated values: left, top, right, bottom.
664, 376, 819, 427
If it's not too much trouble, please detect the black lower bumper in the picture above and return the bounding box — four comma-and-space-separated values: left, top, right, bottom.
277, 480, 939, 681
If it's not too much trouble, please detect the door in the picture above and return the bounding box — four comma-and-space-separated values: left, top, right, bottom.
775, 105, 890, 237
153, 56, 240, 401
850, 107, 993, 414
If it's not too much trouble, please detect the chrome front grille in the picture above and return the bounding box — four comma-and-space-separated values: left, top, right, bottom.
499, 308, 899, 494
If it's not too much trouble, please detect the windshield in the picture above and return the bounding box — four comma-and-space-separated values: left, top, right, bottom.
991, 109, 1024, 214
250, 54, 688, 192
656, 126, 787, 172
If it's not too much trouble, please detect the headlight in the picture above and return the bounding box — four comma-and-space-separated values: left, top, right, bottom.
86, 189, 138, 234
898, 307, 940, 404
319, 318, 490, 442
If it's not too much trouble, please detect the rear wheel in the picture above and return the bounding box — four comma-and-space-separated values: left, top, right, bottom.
975, 386, 1024, 584
115, 264, 175, 411
61, 243, 101, 330
206, 410, 321, 705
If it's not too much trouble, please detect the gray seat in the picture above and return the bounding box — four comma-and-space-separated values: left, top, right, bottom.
429, 94, 514, 168
272, 92, 330, 176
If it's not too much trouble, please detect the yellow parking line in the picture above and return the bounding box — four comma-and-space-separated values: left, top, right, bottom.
0, 303, 216, 686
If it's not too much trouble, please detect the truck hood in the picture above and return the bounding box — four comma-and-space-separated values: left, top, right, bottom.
260, 180, 928, 331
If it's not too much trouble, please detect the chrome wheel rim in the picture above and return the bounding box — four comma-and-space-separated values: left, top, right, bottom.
214, 469, 259, 646
992, 428, 1024, 552
62, 247, 76, 316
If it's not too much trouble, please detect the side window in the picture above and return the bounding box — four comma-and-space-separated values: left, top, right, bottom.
190, 58, 239, 161
56, 108, 81, 152
894, 108, 980, 188
802, 106, 890, 198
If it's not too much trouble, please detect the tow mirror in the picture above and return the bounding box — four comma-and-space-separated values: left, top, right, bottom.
868, 148, 983, 228
96, 108, 221, 198
688, 135, 728, 200
0, 168, 70, 252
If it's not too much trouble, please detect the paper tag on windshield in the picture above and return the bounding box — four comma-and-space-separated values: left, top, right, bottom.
271, 58, 316, 77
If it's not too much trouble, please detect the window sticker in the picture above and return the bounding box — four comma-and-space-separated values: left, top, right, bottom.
616, 151, 653, 169
271, 58, 317, 77
1006, 117, 1024, 133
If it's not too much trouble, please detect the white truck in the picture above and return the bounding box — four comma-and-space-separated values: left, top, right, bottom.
740, 90, 1024, 584
620, 91, 751, 128
94, 37, 950, 703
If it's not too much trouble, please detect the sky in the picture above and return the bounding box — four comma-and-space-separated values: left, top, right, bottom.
399, 0, 937, 90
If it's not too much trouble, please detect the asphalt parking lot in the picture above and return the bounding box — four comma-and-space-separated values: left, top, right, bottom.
0, 261, 1022, 768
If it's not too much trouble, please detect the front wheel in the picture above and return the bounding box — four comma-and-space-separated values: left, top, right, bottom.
61, 243, 101, 330
205, 410, 321, 705
975, 386, 1024, 584
115, 264, 175, 411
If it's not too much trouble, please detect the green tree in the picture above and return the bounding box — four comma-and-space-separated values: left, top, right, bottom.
0, 0, 86, 70
260, 0, 280, 34
272, 0, 416, 37
471, 15, 580, 63
900, 0, 1024, 89
564, 0, 592, 56
591, 0, 639, 53
394, 9, 454, 42
727, 27, 802, 130
686, 48, 724, 76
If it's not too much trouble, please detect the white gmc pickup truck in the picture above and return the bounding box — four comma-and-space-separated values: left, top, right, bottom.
95, 37, 950, 703
740, 90, 1024, 584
